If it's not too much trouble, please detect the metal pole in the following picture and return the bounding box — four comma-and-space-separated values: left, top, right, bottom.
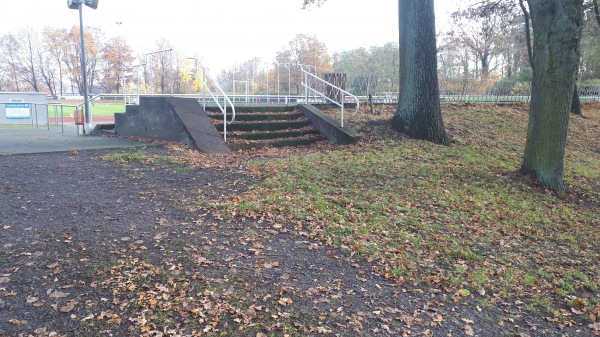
123, 78, 126, 108
170, 50, 173, 95
148, 54, 153, 95
202, 66, 206, 110
79, 3, 92, 133
277, 65, 280, 103
305, 71, 308, 103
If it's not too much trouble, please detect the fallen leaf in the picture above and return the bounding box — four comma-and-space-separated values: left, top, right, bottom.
462, 318, 475, 324
464, 324, 474, 336
8, 319, 27, 325
48, 290, 69, 298
154, 232, 168, 240
26, 296, 39, 303
458, 289, 471, 296
59, 301, 76, 313
278, 297, 293, 306
264, 261, 279, 269
33, 327, 47, 334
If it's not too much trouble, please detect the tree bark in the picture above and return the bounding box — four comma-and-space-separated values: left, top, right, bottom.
594, 0, 600, 27
520, 0, 584, 197
392, 0, 450, 145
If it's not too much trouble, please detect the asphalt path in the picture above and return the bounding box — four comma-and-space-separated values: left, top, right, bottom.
0, 122, 149, 155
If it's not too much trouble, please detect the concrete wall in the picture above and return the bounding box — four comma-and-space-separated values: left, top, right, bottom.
115, 96, 230, 154
299, 104, 361, 145
0, 93, 48, 125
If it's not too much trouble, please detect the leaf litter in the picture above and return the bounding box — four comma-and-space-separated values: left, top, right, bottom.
0, 103, 598, 336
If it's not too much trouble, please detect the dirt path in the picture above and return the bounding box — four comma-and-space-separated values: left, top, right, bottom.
0, 147, 590, 336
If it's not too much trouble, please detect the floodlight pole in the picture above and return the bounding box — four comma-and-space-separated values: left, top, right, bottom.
78, 2, 92, 134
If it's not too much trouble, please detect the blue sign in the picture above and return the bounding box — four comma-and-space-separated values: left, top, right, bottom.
5, 103, 30, 119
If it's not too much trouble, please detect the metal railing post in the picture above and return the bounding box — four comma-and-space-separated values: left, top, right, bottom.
341, 93, 345, 128
305, 71, 308, 103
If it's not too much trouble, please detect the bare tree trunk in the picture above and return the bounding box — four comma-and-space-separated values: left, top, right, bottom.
520, 0, 584, 197
392, 0, 449, 145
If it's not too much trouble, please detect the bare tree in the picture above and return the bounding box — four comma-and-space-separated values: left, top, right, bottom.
0, 33, 22, 91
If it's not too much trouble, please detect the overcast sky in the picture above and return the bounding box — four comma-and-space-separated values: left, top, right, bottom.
0, 0, 457, 72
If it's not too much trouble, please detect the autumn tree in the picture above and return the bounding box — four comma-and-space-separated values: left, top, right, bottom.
99, 36, 134, 94
62, 25, 102, 95
275, 34, 333, 94
43, 28, 68, 96
520, 0, 584, 197
146, 37, 174, 94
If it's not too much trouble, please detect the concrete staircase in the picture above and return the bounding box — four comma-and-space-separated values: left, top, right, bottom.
98, 97, 360, 153
207, 106, 326, 151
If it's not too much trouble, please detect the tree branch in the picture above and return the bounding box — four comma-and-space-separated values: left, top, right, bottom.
519, 0, 534, 68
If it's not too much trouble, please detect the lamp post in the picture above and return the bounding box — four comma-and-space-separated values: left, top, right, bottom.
68, 0, 98, 134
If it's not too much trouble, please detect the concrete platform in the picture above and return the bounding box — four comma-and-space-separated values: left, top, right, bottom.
0, 124, 151, 155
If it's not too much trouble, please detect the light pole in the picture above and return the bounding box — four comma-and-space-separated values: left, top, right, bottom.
68, 0, 98, 134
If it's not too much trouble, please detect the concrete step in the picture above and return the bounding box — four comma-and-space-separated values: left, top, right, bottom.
228, 134, 325, 151
215, 120, 312, 132
227, 129, 320, 140
208, 112, 304, 121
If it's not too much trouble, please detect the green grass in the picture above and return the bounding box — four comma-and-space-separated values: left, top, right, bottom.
207, 103, 600, 317
91, 103, 124, 116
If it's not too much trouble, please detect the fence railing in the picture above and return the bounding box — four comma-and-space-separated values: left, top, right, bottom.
301, 69, 359, 128
189, 64, 235, 141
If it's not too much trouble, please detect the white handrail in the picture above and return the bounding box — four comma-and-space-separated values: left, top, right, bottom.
301, 69, 359, 128
189, 68, 235, 141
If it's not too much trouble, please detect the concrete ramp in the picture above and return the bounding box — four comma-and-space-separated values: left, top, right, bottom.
115, 96, 230, 154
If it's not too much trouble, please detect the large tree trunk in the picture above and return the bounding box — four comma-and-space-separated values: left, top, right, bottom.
392, 0, 449, 145
594, 0, 600, 27
520, 0, 584, 197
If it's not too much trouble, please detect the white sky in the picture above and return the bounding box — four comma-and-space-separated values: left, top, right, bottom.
0, 0, 457, 72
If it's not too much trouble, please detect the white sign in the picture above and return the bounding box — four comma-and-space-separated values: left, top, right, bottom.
9, 98, 24, 103
5, 103, 30, 119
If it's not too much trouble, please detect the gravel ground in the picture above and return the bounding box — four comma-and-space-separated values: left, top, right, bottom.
0, 147, 594, 336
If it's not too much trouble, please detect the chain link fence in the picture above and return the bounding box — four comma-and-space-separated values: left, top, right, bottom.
342, 73, 600, 103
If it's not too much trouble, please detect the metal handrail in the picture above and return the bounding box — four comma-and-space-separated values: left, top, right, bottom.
301, 69, 359, 128
189, 66, 235, 141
